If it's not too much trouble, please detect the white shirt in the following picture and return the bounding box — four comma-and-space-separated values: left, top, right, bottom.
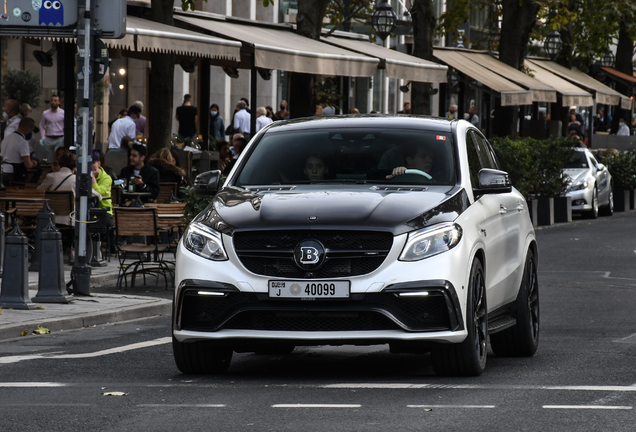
256, 116, 273, 133
1, 131, 30, 173
617, 123, 630, 136
108, 116, 137, 149
4, 115, 21, 136
234, 109, 251, 134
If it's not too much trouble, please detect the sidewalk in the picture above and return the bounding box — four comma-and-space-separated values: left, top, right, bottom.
0, 258, 172, 341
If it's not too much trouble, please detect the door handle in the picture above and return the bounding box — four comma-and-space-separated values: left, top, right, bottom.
499, 205, 508, 215
516, 203, 525, 212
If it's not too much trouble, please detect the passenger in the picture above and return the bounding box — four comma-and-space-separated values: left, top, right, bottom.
386, 144, 433, 179
304, 155, 329, 181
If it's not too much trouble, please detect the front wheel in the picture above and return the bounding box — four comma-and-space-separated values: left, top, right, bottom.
585, 186, 599, 219
600, 186, 614, 216
173, 336, 233, 374
431, 259, 487, 376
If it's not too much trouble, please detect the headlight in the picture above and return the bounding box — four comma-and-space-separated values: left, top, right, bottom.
183, 223, 228, 261
399, 223, 462, 262
570, 179, 588, 191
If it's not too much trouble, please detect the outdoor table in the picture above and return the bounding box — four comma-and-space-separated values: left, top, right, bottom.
121, 191, 153, 198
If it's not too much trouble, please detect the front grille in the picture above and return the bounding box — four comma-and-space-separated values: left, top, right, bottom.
233, 230, 393, 278
179, 291, 450, 332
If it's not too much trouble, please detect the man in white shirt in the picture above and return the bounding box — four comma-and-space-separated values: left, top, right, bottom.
2, 99, 21, 137
1, 117, 38, 184
465, 106, 479, 127
233, 101, 251, 140
617, 117, 630, 136
108, 105, 141, 149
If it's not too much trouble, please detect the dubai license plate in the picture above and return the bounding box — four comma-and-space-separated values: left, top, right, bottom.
268, 280, 350, 299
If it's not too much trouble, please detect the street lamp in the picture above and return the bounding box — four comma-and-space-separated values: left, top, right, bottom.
543, 30, 562, 60
599, 51, 615, 68
371, 1, 397, 41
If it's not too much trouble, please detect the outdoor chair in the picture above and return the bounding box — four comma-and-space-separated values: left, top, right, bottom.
3, 188, 46, 230
157, 182, 178, 203
145, 202, 186, 260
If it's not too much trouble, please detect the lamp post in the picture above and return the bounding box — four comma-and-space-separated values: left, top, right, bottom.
599, 50, 615, 68
543, 30, 562, 60
371, 1, 397, 41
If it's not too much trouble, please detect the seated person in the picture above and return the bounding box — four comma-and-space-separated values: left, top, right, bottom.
386, 143, 433, 179
120, 143, 160, 202
304, 154, 329, 181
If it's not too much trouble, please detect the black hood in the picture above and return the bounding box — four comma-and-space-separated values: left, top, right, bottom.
198, 185, 469, 236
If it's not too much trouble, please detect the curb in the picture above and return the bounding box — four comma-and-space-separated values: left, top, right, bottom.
0, 297, 172, 341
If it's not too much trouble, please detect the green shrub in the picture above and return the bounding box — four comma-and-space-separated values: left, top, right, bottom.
1, 68, 41, 108
180, 186, 213, 225
601, 149, 636, 190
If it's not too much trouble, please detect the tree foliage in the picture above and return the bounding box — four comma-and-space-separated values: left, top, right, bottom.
2, 68, 41, 109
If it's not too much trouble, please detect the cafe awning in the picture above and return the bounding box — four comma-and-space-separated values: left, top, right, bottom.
175, 15, 379, 77
522, 61, 594, 107
457, 51, 556, 103
433, 49, 531, 106
600, 66, 636, 86
527, 59, 632, 110
105, 16, 242, 61
321, 36, 447, 83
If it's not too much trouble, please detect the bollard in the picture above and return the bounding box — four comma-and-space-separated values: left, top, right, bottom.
0, 225, 36, 310
29, 202, 56, 272
0, 211, 5, 278
32, 221, 74, 304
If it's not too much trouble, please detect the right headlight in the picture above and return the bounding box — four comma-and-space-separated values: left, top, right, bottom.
183, 222, 228, 261
569, 179, 588, 191
399, 222, 462, 262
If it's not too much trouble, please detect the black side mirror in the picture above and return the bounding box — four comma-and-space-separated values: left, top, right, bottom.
475, 168, 512, 195
194, 170, 222, 196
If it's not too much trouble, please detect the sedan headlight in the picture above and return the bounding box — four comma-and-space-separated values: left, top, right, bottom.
183, 223, 228, 261
399, 223, 462, 262
570, 179, 588, 191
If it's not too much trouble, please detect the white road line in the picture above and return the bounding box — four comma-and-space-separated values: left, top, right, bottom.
0, 337, 172, 365
0, 382, 66, 387
543, 405, 632, 410
138, 404, 226, 408
273, 404, 361, 408
408, 405, 495, 409
322, 383, 636, 392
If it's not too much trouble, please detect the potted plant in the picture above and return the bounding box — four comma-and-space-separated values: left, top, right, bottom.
601, 149, 636, 212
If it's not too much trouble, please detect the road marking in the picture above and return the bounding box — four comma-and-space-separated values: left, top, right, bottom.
0, 337, 171, 365
273, 404, 361, 408
138, 404, 226, 408
0, 382, 66, 387
322, 383, 636, 392
543, 405, 632, 410
408, 405, 495, 409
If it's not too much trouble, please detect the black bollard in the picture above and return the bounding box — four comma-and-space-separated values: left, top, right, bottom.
0, 225, 36, 310
0, 211, 5, 278
32, 221, 74, 304
29, 202, 56, 272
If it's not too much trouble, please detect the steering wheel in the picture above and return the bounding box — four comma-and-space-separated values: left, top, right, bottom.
403, 169, 433, 180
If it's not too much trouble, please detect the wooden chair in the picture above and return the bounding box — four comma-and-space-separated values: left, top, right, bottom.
4, 188, 46, 229
113, 207, 172, 291
157, 182, 178, 203
44, 190, 75, 249
110, 185, 122, 206
145, 202, 186, 233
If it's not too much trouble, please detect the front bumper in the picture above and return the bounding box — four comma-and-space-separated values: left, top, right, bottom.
566, 188, 592, 211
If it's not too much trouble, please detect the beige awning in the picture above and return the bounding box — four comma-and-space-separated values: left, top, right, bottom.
527, 59, 632, 110
522, 61, 594, 107
103, 16, 241, 61
176, 16, 379, 77
322, 36, 447, 83
433, 49, 531, 106
457, 51, 556, 103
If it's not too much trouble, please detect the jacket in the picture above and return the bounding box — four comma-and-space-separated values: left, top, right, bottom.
92, 166, 113, 215
120, 163, 160, 201
148, 158, 186, 185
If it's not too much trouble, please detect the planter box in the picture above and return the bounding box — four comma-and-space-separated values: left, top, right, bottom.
537, 197, 554, 226
615, 190, 631, 212
553, 196, 572, 223
630, 189, 635, 210
526, 199, 539, 227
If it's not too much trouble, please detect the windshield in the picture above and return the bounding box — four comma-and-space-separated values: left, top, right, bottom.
235, 128, 456, 186
565, 151, 589, 169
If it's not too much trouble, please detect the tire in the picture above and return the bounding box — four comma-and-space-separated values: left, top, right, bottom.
431, 259, 488, 377
490, 249, 539, 357
585, 186, 599, 219
600, 185, 614, 216
173, 336, 233, 374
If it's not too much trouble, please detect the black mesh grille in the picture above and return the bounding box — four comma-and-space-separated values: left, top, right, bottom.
233, 230, 393, 278
224, 310, 401, 331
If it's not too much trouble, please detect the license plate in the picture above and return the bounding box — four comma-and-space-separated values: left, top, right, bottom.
268, 280, 350, 299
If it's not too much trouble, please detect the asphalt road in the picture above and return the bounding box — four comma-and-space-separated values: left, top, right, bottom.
1, 211, 636, 431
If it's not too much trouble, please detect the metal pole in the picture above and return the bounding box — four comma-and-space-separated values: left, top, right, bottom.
70, 0, 95, 295
250, 53, 257, 140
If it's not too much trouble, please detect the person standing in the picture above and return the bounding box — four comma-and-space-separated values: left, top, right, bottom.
119, 143, 160, 202
255, 106, 273, 133
176, 94, 198, 139
133, 100, 147, 138
1, 117, 38, 184
465, 106, 479, 127
39, 95, 65, 161
108, 105, 141, 150
2, 99, 21, 137
446, 104, 458, 120
617, 118, 630, 136
275, 100, 290, 120
209, 103, 225, 141
233, 101, 251, 140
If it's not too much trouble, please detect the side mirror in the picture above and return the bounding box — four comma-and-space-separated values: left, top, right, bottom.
597, 163, 605, 171
193, 170, 222, 196
475, 168, 512, 195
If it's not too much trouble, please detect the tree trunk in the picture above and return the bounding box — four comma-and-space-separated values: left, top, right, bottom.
555, 0, 576, 68
410, 0, 436, 115
148, 0, 176, 155
290, 0, 332, 119
495, 0, 540, 137
610, 20, 633, 133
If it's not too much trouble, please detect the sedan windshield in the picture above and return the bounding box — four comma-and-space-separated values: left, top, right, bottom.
236, 128, 456, 186
565, 151, 589, 169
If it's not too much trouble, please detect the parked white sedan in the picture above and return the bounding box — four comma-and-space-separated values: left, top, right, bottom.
173, 117, 539, 377
564, 148, 613, 218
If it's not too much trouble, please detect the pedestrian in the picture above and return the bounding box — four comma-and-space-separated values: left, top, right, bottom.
398, 102, 410, 114
175, 94, 198, 139
240, 97, 251, 113
446, 104, 458, 120
225, 134, 247, 175
255, 106, 273, 133
3, 99, 21, 137
108, 105, 141, 150
594, 107, 609, 133
233, 101, 251, 140
322, 102, 342, 116
133, 100, 147, 138
275, 100, 290, 120
119, 143, 160, 202
617, 117, 630, 136
39, 95, 65, 162
465, 106, 479, 127
108, 108, 128, 130
569, 106, 584, 124
1, 117, 38, 184
266, 105, 275, 120
209, 103, 225, 141
568, 113, 585, 139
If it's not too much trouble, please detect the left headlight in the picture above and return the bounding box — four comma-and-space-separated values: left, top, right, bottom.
183, 222, 228, 261
399, 222, 462, 262
569, 179, 588, 191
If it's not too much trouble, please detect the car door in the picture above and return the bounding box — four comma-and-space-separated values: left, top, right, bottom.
589, 153, 610, 204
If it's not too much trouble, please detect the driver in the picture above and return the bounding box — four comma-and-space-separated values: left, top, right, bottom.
304, 154, 329, 181
386, 143, 433, 179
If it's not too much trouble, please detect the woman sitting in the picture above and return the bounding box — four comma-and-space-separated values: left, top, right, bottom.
148, 148, 186, 186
